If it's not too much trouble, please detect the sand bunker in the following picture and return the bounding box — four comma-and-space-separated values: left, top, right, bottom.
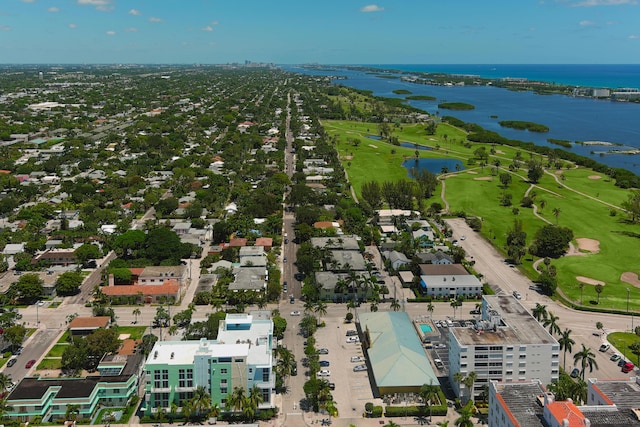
368, 144, 378, 149
576, 276, 605, 286
496, 150, 505, 154
467, 171, 478, 175
588, 175, 601, 180
555, 170, 564, 175
576, 238, 600, 253
343, 156, 353, 160
473, 177, 493, 181
621, 272, 640, 288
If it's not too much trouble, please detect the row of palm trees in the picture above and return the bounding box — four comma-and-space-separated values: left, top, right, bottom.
0, 373, 14, 420
532, 302, 599, 382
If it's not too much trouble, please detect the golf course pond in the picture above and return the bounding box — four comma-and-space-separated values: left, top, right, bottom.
403, 158, 465, 176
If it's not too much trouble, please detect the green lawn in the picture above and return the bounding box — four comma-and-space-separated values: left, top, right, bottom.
37, 358, 62, 370
115, 326, 147, 340
328, 119, 640, 314
47, 344, 69, 357
608, 332, 640, 365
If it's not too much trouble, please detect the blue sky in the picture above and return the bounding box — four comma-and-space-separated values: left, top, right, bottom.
1, 0, 639, 64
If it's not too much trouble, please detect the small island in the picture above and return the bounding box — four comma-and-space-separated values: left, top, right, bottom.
393, 89, 412, 95
406, 95, 436, 101
547, 138, 572, 148
438, 102, 475, 110
499, 120, 549, 133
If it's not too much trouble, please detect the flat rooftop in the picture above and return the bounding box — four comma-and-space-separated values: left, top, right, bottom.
589, 377, 640, 409
492, 381, 546, 427
452, 295, 556, 345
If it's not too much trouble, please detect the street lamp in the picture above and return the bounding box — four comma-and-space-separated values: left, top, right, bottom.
36, 303, 39, 324
627, 288, 630, 314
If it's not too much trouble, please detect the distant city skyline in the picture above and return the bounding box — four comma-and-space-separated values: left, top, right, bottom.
1, 0, 639, 64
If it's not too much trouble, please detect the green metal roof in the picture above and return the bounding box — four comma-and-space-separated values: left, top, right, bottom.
359, 311, 439, 389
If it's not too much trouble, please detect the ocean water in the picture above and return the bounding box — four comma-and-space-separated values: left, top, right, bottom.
361, 64, 640, 90
286, 65, 640, 175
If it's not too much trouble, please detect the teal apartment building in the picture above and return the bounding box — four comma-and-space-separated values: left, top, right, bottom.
143, 312, 275, 413
5, 353, 143, 422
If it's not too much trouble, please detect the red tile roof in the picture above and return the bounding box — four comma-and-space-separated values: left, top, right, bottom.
545, 401, 585, 426
255, 237, 273, 247
229, 238, 248, 247
68, 316, 111, 330
102, 280, 180, 296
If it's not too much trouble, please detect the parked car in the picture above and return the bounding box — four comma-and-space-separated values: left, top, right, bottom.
610, 354, 621, 362
434, 359, 444, 370
25, 359, 36, 368
351, 356, 364, 363
346, 336, 360, 343
318, 348, 329, 355
328, 382, 336, 390
291, 362, 298, 376
618, 358, 627, 367
353, 364, 367, 372
290, 311, 301, 316
319, 360, 330, 367
283, 282, 288, 293
317, 370, 331, 377
512, 290, 522, 300
289, 295, 295, 304
599, 343, 610, 352
570, 368, 580, 378
345, 330, 358, 336
622, 362, 635, 373
7, 358, 17, 368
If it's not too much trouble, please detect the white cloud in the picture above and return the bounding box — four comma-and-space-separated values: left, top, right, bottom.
106, 30, 116, 36
360, 4, 384, 12
149, 16, 163, 22
68, 23, 77, 29
48, 7, 60, 12
0, 25, 11, 31
210, 20, 219, 25
201, 26, 214, 32
571, 0, 637, 6
124, 27, 138, 32
579, 19, 597, 25
128, 9, 141, 16
629, 34, 639, 38
20, 0, 36, 3
77, 0, 114, 11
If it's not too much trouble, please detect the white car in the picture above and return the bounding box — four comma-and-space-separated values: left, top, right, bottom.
351, 356, 365, 363
346, 336, 360, 343
353, 364, 367, 372
317, 369, 331, 377
290, 311, 301, 316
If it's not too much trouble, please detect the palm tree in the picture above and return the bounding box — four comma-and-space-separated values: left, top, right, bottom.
454, 401, 475, 427
573, 344, 599, 380
0, 373, 12, 393
346, 299, 356, 313
419, 382, 440, 422
595, 284, 604, 304
191, 385, 212, 419
450, 299, 458, 319
209, 403, 220, 424
558, 328, 575, 371
242, 385, 263, 422
65, 404, 80, 421
314, 301, 328, 322
532, 303, 548, 322
552, 207, 561, 224
132, 307, 141, 324
386, 421, 401, 427
453, 371, 465, 398
463, 371, 478, 403
0, 398, 14, 420
227, 386, 246, 414
436, 421, 450, 427
543, 311, 561, 336
304, 300, 315, 313
390, 298, 401, 312
578, 282, 585, 305
427, 302, 435, 319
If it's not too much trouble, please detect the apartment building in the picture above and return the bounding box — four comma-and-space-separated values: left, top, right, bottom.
143, 313, 275, 412
449, 295, 559, 400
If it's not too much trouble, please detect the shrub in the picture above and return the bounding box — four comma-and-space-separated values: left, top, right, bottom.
372, 406, 383, 418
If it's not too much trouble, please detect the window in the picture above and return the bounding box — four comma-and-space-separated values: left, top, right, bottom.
220, 388, 228, 394
234, 358, 243, 363
221, 368, 228, 374
154, 370, 169, 388
262, 369, 269, 382
220, 379, 227, 385
519, 354, 526, 359
179, 369, 194, 387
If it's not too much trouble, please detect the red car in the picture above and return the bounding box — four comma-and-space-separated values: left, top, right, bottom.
25, 359, 36, 368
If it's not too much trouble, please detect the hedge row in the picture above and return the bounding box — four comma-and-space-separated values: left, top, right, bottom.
385, 405, 447, 417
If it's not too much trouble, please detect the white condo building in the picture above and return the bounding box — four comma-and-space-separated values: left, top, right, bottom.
449, 295, 559, 400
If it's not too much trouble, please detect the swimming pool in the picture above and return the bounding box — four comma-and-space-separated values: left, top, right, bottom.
419, 324, 433, 334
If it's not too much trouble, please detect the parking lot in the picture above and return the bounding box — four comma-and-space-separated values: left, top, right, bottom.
312, 311, 379, 418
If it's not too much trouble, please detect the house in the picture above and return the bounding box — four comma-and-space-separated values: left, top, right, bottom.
229, 237, 248, 248
102, 280, 180, 304
32, 249, 76, 266
172, 222, 191, 235
255, 237, 272, 251
229, 267, 267, 291
239, 246, 267, 267
412, 229, 435, 248
45, 239, 63, 250
144, 313, 275, 412
2, 243, 25, 255
382, 250, 411, 270
67, 316, 111, 336
316, 271, 371, 302
137, 265, 187, 286
417, 250, 453, 265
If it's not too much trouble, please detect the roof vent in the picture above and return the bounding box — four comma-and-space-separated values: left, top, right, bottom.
170, 352, 174, 359
154, 351, 158, 359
